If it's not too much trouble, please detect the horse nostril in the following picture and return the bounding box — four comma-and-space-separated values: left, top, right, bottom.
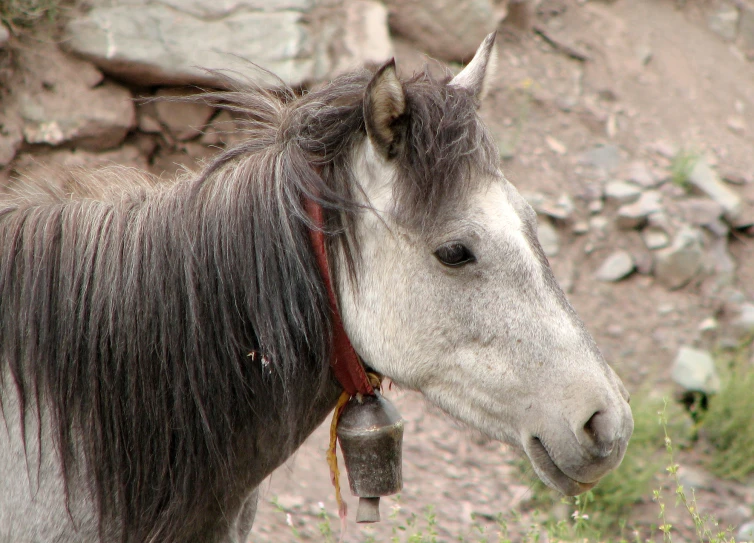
582, 410, 618, 457
583, 411, 600, 441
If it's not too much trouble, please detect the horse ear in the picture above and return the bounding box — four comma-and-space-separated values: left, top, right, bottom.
449, 32, 497, 102
364, 59, 406, 159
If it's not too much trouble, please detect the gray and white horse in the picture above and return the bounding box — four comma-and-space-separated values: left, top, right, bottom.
0, 34, 632, 542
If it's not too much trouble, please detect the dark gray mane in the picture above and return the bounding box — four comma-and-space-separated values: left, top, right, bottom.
0, 67, 497, 541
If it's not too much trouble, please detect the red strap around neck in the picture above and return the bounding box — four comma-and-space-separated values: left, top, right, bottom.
305, 199, 374, 397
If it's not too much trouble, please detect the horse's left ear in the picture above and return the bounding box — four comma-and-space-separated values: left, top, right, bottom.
364, 59, 407, 159
449, 32, 497, 103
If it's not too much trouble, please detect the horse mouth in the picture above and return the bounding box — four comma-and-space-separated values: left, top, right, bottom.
525, 437, 597, 496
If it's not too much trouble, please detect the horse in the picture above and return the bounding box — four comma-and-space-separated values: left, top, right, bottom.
0, 33, 633, 542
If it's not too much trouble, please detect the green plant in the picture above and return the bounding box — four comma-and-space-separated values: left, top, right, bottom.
703, 336, 754, 481
653, 399, 737, 543
0, 0, 63, 30
670, 148, 699, 191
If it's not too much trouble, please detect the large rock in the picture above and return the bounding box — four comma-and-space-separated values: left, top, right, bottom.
153, 89, 216, 141
16, 45, 135, 151
65, 3, 315, 87
322, 0, 394, 76
688, 159, 743, 223
671, 346, 720, 394
382, 0, 497, 62
653, 227, 703, 289
63, 0, 392, 88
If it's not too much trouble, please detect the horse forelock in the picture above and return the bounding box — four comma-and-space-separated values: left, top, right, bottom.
0, 65, 497, 541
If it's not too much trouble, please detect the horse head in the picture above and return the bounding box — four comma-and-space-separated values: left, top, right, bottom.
336, 34, 633, 496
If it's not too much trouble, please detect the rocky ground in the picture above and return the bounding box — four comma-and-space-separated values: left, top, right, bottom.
2, 0, 754, 541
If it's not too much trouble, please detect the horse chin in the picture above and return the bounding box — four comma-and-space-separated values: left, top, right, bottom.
524, 437, 598, 497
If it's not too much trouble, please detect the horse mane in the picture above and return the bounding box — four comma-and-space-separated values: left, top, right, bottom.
0, 67, 498, 541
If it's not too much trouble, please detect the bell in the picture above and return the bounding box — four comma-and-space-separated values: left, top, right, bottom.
336, 391, 404, 523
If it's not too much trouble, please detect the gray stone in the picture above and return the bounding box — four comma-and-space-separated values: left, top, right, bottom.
539, 194, 574, 221
708, 3, 740, 41
595, 250, 635, 282
147, 0, 313, 18
65, 4, 322, 87
731, 303, 754, 339
0, 24, 9, 48
727, 116, 746, 135
154, 88, 216, 141
199, 110, 241, 146
676, 197, 723, 227
328, 1, 393, 76
671, 346, 720, 394
588, 199, 604, 214
688, 159, 743, 222
647, 211, 675, 234
522, 192, 574, 221
739, 5, 754, 59
572, 220, 589, 235
616, 190, 662, 229
581, 144, 620, 173
643, 228, 669, 250
589, 216, 610, 238
20, 81, 135, 151
650, 140, 677, 160
604, 180, 642, 204
705, 218, 731, 237
537, 219, 560, 257
654, 227, 703, 289
15, 46, 134, 151
698, 317, 718, 333
383, 0, 497, 62
731, 202, 754, 229
739, 520, 754, 543
709, 236, 736, 273
627, 161, 659, 188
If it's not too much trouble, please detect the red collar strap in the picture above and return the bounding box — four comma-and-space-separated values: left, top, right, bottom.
305, 198, 374, 397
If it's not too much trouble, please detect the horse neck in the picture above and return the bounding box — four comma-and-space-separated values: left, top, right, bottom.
0, 168, 344, 541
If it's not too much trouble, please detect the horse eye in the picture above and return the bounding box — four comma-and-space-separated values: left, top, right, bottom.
434, 243, 476, 267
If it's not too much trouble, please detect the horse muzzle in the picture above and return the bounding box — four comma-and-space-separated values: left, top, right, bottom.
523, 396, 634, 496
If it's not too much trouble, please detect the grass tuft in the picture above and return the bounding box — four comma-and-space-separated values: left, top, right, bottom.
0, 0, 63, 31
703, 336, 754, 481
669, 148, 699, 191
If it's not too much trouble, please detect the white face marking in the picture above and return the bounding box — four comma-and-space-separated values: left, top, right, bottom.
337, 140, 633, 495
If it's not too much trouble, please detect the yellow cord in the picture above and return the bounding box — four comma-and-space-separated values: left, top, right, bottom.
327, 391, 350, 525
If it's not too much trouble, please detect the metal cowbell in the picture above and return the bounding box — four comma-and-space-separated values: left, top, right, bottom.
336, 391, 404, 523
